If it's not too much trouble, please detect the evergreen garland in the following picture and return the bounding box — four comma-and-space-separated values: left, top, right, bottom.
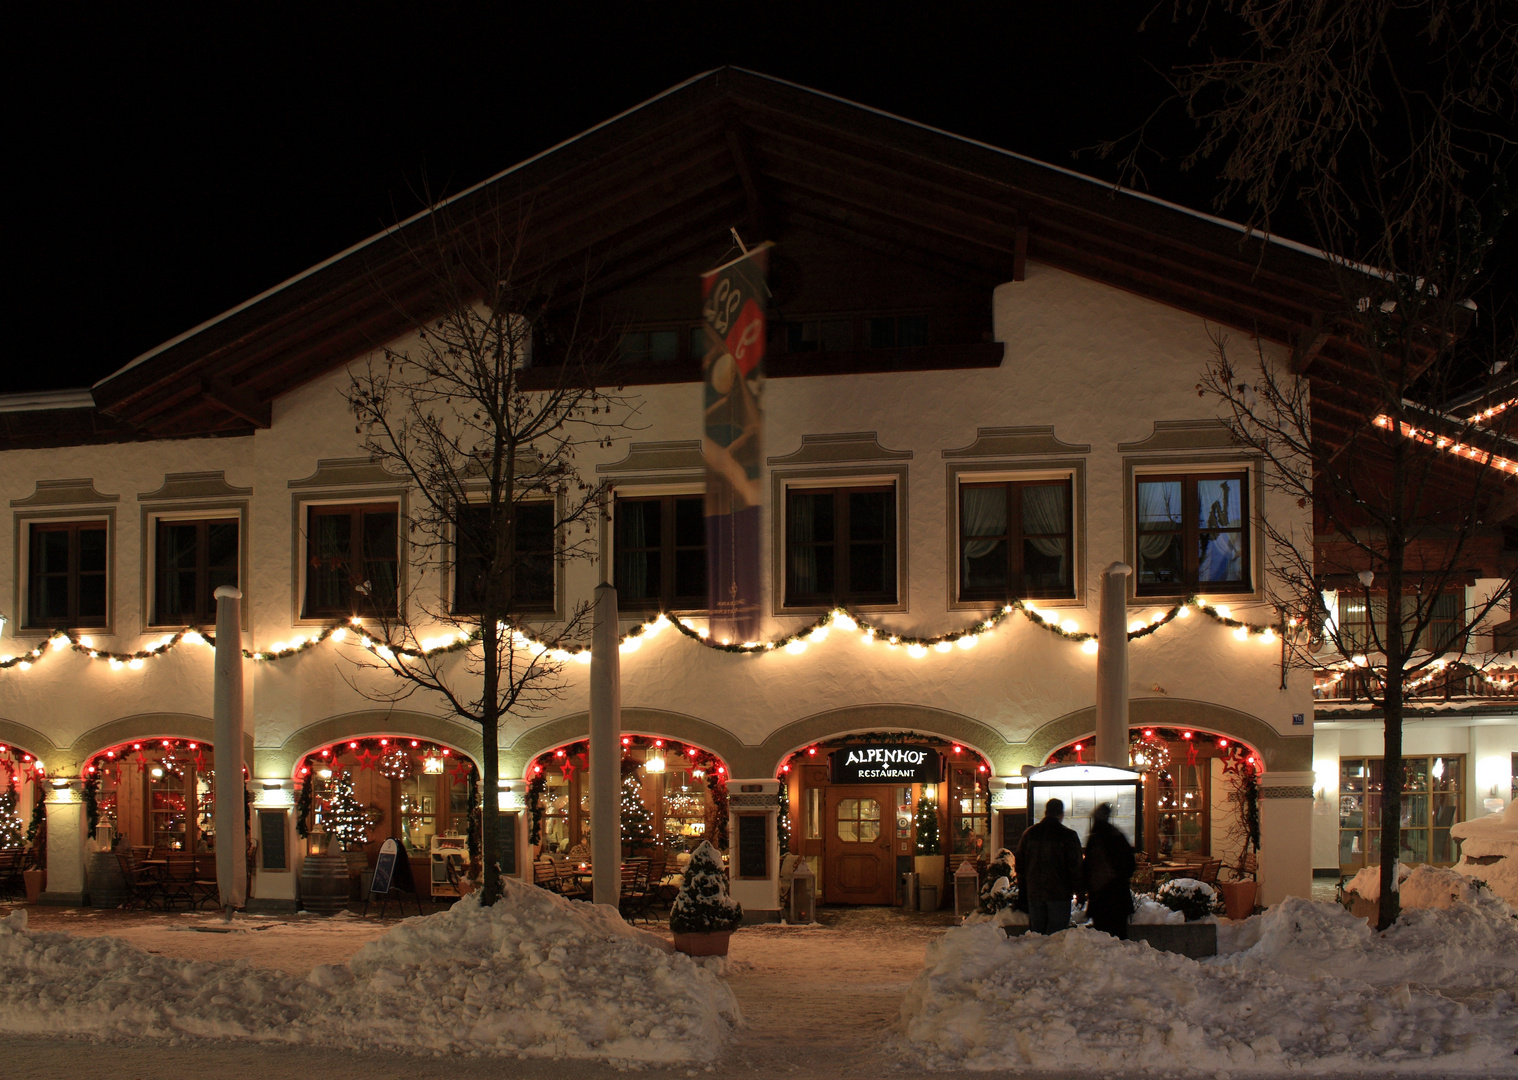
467, 767, 481, 871
777, 781, 790, 852
670, 840, 743, 934
82, 774, 101, 834
526, 773, 545, 845
325, 770, 370, 850
25, 795, 45, 847
295, 770, 314, 839
915, 790, 940, 855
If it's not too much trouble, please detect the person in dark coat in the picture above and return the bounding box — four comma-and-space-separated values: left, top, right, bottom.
1014, 797, 1084, 933
1083, 802, 1136, 939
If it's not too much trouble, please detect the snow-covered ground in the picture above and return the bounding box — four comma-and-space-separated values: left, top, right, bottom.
0, 878, 737, 1064
903, 891, 1518, 1074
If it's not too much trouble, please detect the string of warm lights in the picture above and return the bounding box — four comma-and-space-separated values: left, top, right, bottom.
1471, 397, 1518, 425
1374, 414, 1518, 474
0, 594, 1284, 678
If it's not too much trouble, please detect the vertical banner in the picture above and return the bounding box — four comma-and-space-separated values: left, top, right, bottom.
701, 243, 771, 642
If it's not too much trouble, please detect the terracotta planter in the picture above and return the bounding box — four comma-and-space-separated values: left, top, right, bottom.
22, 869, 45, 903
1219, 879, 1258, 921
672, 930, 734, 957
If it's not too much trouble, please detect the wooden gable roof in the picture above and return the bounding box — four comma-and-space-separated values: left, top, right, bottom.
85, 67, 1348, 442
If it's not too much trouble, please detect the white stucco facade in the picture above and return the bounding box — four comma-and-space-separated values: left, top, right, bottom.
0, 262, 1323, 911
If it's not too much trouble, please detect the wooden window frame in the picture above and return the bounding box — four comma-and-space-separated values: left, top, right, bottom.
783, 484, 898, 608
152, 517, 239, 627
612, 493, 708, 613
957, 478, 1074, 602
1335, 591, 1464, 655
26, 519, 109, 630
451, 500, 556, 616
302, 502, 400, 619
1134, 470, 1251, 596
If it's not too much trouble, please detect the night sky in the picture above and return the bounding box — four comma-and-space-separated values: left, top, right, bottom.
5, 5, 1323, 394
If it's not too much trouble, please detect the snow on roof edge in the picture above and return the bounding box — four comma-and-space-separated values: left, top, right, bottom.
0, 388, 97, 413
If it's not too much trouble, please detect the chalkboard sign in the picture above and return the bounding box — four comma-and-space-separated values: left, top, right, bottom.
496, 811, 518, 876
258, 809, 287, 871
736, 813, 769, 879
371, 837, 402, 895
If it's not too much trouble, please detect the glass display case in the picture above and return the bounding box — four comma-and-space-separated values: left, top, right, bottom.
1026, 764, 1143, 848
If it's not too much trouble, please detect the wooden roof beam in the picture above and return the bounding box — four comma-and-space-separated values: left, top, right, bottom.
198, 376, 271, 429
1292, 312, 1332, 374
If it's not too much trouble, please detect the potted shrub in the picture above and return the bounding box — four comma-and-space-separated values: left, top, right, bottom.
1155, 877, 1225, 921
1218, 752, 1262, 919
670, 841, 743, 956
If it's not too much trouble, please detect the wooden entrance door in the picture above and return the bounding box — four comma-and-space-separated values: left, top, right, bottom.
823, 786, 896, 905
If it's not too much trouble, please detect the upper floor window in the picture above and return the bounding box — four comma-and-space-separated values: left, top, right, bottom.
28, 521, 107, 628
304, 503, 398, 618
618, 326, 705, 366
959, 479, 1073, 600
786, 486, 896, 607
453, 501, 555, 614
155, 518, 238, 626
614, 494, 707, 611
1135, 472, 1250, 595
779, 313, 929, 354
1337, 592, 1461, 655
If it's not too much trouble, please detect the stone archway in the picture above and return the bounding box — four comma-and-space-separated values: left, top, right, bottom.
1018, 699, 1312, 773
0, 719, 59, 769
260, 711, 486, 779
68, 714, 255, 777
753, 704, 1016, 778
504, 708, 748, 780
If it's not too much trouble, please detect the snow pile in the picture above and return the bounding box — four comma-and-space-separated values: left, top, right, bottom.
0, 880, 739, 1062
902, 899, 1518, 1073
1452, 800, 1518, 905
1130, 897, 1184, 925
1343, 860, 1411, 902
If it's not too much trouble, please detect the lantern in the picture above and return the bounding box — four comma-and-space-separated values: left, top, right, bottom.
954, 859, 981, 919
308, 830, 332, 856
788, 858, 815, 925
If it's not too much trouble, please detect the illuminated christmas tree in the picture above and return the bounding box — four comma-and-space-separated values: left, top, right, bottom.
325, 771, 369, 851
914, 789, 940, 855
621, 768, 654, 844
0, 782, 24, 850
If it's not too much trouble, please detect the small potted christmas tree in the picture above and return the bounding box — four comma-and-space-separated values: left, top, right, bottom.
669, 840, 743, 956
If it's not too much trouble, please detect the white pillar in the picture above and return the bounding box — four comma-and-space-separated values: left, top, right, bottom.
213, 585, 247, 910
1258, 771, 1315, 905
41, 780, 87, 904
1095, 561, 1132, 767
589, 583, 622, 906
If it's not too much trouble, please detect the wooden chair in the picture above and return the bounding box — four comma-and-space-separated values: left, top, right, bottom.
532, 860, 562, 893
114, 851, 163, 910
618, 861, 651, 923
1197, 858, 1223, 886
162, 852, 196, 908
552, 861, 587, 900
0, 851, 23, 900
191, 853, 220, 908
1225, 853, 1259, 882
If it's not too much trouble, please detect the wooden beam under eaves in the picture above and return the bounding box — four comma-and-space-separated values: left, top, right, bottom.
1291, 312, 1332, 374
1013, 215, 1028, 282
200, 376, 271, 429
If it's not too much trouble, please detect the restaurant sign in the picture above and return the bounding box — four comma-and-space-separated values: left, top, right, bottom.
830, 744, 940, 784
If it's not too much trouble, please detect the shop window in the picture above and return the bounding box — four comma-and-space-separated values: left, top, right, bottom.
959, 479, 1073, 600
154, 518, 239, 626
836, 797, 881, 842
1335, 592, 1461, 654
1338, 755, 1463, 873
27, 520, 108, 628
89, 741, 215, 853
614, 494, 707, 611
947, 764, 988, 858
661, 767, 712, 848
1135, 472, 1249, 594
304, 503, 399, 618
785, 485, 897, 606
1154, 760, 1208, 857
619, 326, 704, 366
453, 501, 555, 614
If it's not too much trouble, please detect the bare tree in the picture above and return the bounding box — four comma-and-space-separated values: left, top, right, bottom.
1124, 0, 1518, 928
342, 195, 633, 906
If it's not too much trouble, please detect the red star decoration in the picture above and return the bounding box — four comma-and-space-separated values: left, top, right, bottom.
449, 760, 472, 787
1186, 741, 1199, 767
193, 751, 207, 772
136, 752, 149, 773
355, 749, 379, 771
559, 761, 576, 783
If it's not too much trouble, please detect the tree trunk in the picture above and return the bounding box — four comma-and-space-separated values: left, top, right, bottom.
1377, 498, 1406, 931
480, 618, 501, 907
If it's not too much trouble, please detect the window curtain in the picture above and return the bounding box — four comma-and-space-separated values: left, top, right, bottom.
1022, 485, 1067, 561
961, 487, 1007, 560
790, 495, 818, 592
1137, 481, 1180, 559
621, 504, 649, 598
159, 524, 195, 616
1196, 478, 1243, 581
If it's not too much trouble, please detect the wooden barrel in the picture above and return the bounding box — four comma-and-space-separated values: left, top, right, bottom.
299, 853, 352, 914
87, 851, 128, 909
